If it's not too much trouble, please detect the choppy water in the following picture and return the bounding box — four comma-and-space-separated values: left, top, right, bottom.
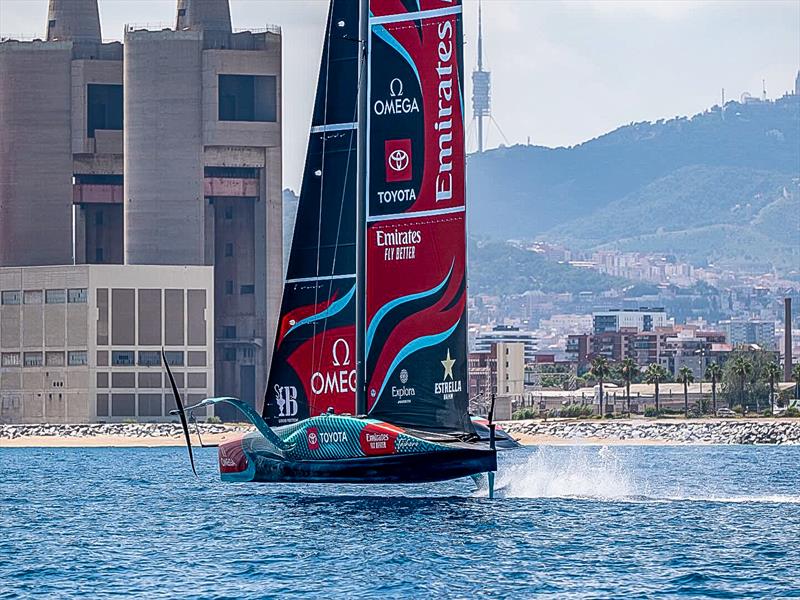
1, 445, 799, 599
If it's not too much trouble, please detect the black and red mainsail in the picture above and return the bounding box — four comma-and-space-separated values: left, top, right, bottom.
266, 0, 473, 438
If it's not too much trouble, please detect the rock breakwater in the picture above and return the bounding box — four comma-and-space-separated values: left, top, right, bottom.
500, 419, 800, 445
0, 423, 252, 440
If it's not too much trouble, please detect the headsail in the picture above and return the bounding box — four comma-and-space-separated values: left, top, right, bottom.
264, 0, 360, 425
364, 1, 473, 435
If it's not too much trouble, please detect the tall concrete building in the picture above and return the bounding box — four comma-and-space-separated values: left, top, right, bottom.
0, 0, 283, 421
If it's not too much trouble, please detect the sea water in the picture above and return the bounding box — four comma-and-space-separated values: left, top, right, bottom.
1, 445, 799, 598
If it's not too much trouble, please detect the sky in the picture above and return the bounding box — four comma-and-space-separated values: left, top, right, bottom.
1, 0, 798, 191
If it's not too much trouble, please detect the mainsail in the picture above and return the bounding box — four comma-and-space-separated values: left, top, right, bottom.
266, 0, 473, 437
264, 0, 360, 425
364, 0, 472, 434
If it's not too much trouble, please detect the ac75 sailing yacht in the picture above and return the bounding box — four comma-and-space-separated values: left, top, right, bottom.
167, 0, 499, 494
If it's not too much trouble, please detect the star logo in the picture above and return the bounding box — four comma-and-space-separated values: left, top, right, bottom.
441, 349, 455, 381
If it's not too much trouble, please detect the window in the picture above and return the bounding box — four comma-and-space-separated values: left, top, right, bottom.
87, 84, 123, 138
111, 350, 135, 366
1, 353, 20, 367
164, 351, 184, 366
225, 280, 234, 295
240, 284, 255, 295
68, 351, 88, 366
224, 206, 234, 220
68, 288, 87, 303
222, 326, 236, 339
46, 352, 65, 367
224, 242, 234, 257
138, 351, 161, 367
218, 74, 277, 122
95, 211, 104, 226
23, 290, 43, 305
46, 289, 66, 304
223, 347, 237, 362
95, 248, 104, 263
177, 8, 186, 16
1, 291, 21, 305
24, 352, 43, 367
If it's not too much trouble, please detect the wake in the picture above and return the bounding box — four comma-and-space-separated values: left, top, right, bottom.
478, 446, 800, 504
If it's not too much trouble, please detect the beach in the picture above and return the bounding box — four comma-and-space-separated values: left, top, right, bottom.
2, 418, 799, 447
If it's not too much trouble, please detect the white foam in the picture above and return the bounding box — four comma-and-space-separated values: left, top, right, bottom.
494, 446, 637, 499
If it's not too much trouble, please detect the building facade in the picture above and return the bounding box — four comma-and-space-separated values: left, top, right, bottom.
0, 0, 283, 419
593, 308, 670, 334
0, 265, 214, 423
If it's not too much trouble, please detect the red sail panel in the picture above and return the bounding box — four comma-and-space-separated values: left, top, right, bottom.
264, 0, 359, 425
365, 0, 472, 435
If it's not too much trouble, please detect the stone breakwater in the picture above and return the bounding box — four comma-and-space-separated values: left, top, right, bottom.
0, 423, 253, 440
500, 419, 800, 445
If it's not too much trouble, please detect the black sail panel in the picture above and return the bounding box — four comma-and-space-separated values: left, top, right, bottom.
264, 0, 360, 425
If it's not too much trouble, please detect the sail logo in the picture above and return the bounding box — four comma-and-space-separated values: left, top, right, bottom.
375, 228, 421, 261
385, 139, 412, 182
392, 368, 415, 404
274, 384, 298, 417
435, 19, 456, 202
373, 78, 420, 116
310, 338, 356, 396
435, 348, 462, 400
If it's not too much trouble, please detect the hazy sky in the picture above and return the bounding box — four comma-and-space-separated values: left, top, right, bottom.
2, 0, 798, 190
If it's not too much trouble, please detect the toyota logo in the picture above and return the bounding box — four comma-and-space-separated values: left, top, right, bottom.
308, 432, 318, 445
388, 149, 409, 172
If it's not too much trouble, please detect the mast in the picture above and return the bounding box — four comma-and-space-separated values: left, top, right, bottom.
354, 0, 369, 416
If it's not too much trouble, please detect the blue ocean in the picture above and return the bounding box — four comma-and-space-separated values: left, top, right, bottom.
1, 445, 799, 599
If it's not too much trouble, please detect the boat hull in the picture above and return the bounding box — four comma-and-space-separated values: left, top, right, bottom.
240, 446, 496, 484
217, 414, 497, 484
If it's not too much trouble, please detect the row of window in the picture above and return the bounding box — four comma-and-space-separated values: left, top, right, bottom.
1, 289, 88, 306
1, 351, 87, 368
224, 281, 255, 295
109, 350, 184, 367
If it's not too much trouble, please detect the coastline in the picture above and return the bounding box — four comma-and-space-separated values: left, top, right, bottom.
2, 418, 800, 448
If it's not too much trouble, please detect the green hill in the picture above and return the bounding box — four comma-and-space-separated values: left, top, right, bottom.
467, 95, 800, 274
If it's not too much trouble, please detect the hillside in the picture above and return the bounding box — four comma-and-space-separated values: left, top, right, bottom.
467, 240, 653, 297
466, 95, 800, 273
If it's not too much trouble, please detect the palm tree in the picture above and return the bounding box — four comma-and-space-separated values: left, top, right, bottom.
705, 362, 722, 416
730, 355, 753, 414
620, 358, 639, 417
764, 362, 781, 415
589, 356, 612, 418
793, 364, 800, 400
645, 363, 668, 415
677, 366, 695, 418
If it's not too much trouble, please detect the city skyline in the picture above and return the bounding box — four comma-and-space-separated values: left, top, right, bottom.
2, 0, 798, 190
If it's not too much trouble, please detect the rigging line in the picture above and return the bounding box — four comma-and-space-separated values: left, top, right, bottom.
490, 115, 510, 146
311, 6, 337, 403
317, 26, 365, 413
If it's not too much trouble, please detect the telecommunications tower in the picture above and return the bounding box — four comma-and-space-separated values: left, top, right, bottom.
472, 0, 491, 153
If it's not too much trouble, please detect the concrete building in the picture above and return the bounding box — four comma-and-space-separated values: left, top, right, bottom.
474, 325, 537, 362
0, 265, 214, 423
720, 319, 776, 350
593, 308, 670, 334
468, 342, 525, 420
0, 0, 283, 419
